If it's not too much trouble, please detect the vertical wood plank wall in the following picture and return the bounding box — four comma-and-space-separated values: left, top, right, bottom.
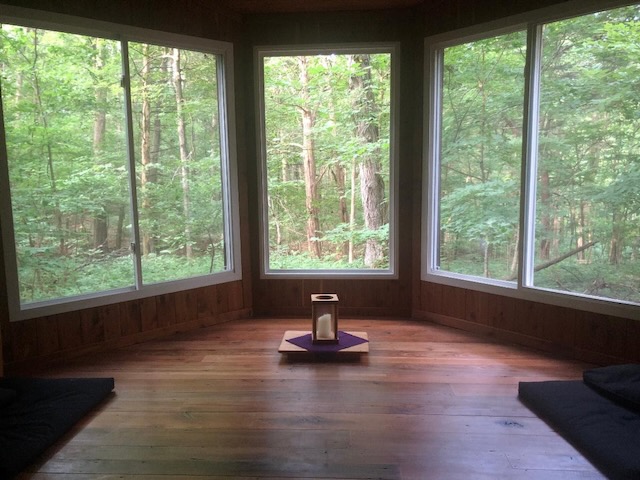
1, 0, 639, 371
0, 0, 250, 372
244, 9, 421, 319
411, 0, 640, 366
413, 282, 640, 365
3, 281, 250, 370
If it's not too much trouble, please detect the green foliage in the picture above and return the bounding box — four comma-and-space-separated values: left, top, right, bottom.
438, 4, 640, 303
1, 25, 229, 303
262, 52, 392, 269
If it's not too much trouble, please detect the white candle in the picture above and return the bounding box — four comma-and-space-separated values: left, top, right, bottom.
316, 313, 333, 339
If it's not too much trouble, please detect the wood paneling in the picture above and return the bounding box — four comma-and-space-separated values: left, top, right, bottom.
219, 0, 425, 14
1, 0, 638, 375
415, 282, 640, 364
0, 0, 249, 372
0, 0, 242, 42
422, 0, 573, 35
245, 8, 418, 319
4, 281, 249, 372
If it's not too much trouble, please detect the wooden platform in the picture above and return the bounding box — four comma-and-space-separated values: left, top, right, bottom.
278, 330, 369, 353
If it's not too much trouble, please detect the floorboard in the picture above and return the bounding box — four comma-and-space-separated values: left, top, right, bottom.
16, 317, 605, 479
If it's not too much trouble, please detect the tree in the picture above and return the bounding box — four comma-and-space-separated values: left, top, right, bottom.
349, 54, 386, 268
298, 56, 322, 258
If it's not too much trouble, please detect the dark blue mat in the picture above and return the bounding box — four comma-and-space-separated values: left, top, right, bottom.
0, 377, 114, 478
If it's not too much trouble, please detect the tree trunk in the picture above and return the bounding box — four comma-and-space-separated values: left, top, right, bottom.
576, 201, 587, 262
609, 210, 623, 265
172, 48, 193, 258
115, 205, 125, 250
483, 238, 490, 278
509, 225, 519, 277
31, 29, 66, 255
298, 56, 321, 258
539, 169, 552, 260
336, 164, 349, 257
140, 44, 157, 256
349, 160, 357, 264
350, 54, 385, 268
92, 38, 109, 252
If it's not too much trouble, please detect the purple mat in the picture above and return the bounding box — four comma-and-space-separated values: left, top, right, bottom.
286, 331, 368, 353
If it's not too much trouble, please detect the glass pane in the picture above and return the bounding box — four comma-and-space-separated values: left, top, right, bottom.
438, 31, 526, 281
535, 5, 640, 303
0, 25, 133, 304
262, 53, 392, 270
128, 43, 226, 284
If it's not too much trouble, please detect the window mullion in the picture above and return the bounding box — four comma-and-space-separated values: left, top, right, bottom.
426, 44, 443, 275
519, 23, 543, 289
120, 39, 144, 290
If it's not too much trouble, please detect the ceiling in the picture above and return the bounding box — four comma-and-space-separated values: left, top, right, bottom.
217, 0, 427, 14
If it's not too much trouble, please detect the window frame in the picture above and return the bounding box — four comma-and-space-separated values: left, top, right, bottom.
422, 0, 640, 320
255, 43, 400, 280
0, 6, 242, 321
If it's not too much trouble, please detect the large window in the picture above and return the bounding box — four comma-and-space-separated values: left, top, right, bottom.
0, 9, 240, 320
425, 2, 640, 313
257, 46, 398, 277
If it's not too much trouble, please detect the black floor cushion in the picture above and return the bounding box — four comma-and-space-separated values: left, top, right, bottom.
0, 377, 114, 479
519, 365, 640, 480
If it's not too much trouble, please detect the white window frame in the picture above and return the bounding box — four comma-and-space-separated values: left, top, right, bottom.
422, 0, 640, 320
256, 43, 400, 279
0, 6, 242, 321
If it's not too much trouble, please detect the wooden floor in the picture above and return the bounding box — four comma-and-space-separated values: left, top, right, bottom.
19, 317, 605, 479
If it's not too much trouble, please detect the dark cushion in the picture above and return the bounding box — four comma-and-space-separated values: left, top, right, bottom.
519, 379, 640, 480
0, 377, 114, 479
0, 388, 17, 408
583, 363, 640, 412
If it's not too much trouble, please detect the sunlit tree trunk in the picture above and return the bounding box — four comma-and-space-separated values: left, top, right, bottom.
509, 225, 519, 277
298, 56, 321, 258
350, 54, 385, 267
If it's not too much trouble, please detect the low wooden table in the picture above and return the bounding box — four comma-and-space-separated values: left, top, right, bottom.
278, 330, 369, 354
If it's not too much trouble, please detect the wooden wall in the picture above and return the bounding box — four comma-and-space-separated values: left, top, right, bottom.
3, 281, 250, 371
1, 0, 638, 371
243, 9, 422, 318
413, 282, 640, 365
411, 0, 640, 366
0, 0, 252, 372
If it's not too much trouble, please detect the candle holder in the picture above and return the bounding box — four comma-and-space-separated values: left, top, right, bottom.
311, 294, 339, 344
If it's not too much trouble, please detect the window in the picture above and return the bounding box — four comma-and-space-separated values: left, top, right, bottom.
257, 45, 398, 277
0, 9, 240, 320
425, 2, 640, 313
434, 31, 527, 283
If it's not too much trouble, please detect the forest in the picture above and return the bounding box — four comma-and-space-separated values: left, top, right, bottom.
261, 52, 392, 271
0, 25, 228, 304
438, 5, 640, 304
1, 2, 639, 307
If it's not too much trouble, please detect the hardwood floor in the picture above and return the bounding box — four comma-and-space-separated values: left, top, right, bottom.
18, 317, 605, 479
